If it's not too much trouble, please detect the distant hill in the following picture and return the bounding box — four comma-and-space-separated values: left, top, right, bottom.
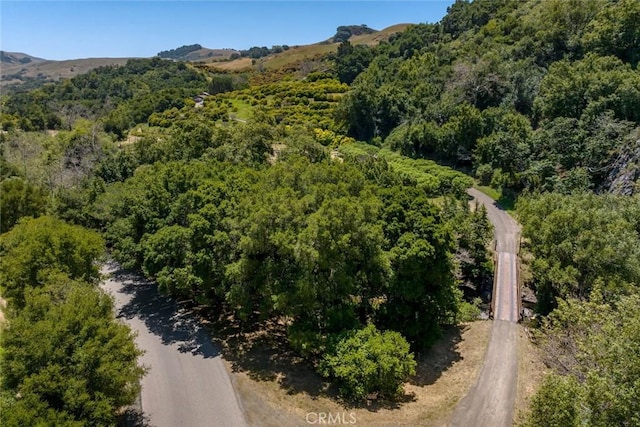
1, 51, 45, 65
331, 25, 378, 43
1, 55, 133, 90
157, 44, 239, 62
209, 24, 411, 72
0, 23, 410, 88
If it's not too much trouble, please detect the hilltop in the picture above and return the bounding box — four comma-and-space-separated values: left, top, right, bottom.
0, 53, 133, 90
157, 43, 239, 62
0, 24, 407, 90
1, 51, 45, 65
207, 23, 410, 72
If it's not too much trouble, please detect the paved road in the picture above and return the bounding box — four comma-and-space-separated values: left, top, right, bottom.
449, 189, 520, 427
101, 262, 246, 427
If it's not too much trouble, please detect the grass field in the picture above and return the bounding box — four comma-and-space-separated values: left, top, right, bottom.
1, 57, 132, 87
514, 325, 547, 424
208, 57, 253, 72
263, 44, 337, 70
349, 23, 411, 45
228, 98, 253, 121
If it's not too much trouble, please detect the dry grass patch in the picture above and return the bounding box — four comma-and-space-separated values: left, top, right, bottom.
215, 320, 492, 427
209, 57, 253, 72
1, 58, 131, 85
514, 325, 547, 425
350, 23, 412, 46
263, 44, 338, 70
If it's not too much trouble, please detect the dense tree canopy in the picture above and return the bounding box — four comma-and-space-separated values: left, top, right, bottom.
0, 215, 143, 425
334, 0, 640, 193
2, 0, 638, 409
0, 216, 104, 306
517, 193, 640, 313
97, 155, 468, 357
1, 279, 145, 426
525, 294, 640, 427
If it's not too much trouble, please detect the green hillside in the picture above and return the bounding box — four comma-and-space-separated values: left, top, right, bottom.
2, 1, 640, 424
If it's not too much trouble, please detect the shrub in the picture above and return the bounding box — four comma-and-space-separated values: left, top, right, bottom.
458, 297, 483, 322
320, 324, 416, 400
475, 163, 493, 186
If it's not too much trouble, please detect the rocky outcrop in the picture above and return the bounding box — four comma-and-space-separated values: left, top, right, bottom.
604, 137, 640, 196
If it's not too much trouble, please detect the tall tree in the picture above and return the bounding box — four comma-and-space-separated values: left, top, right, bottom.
0, 216, 104, 306
1, 279, 145, 426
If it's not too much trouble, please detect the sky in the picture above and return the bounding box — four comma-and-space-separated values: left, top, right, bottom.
1, 1, 454, 60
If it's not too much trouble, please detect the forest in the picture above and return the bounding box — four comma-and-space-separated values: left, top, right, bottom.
1, 0, 639, 424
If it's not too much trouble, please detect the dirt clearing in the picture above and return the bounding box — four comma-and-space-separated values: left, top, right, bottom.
217, 320, 492, 426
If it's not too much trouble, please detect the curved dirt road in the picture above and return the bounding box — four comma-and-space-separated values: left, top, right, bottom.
449, 189, 521, 427
101, 262, 246, 427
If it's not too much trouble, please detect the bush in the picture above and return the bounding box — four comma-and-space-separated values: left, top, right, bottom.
458, 297, 483, 322
320, 324, 416, 400
475, 164, 493, 186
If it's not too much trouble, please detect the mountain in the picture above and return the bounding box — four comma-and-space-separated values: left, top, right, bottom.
157, 44, 239, 62
1, 51, 46, 65
208, 23, 411, 72
0, 23, 408, 89
1, 50, 137, 90
1, 56, 134, 90
330, 24, 378, 43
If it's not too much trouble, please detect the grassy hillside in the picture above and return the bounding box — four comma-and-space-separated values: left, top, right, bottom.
208, 24, 410, 73
183, 47, 240, 62
1, 57, 133, 89
1, 51, 45, 65
4, 2, 640, 424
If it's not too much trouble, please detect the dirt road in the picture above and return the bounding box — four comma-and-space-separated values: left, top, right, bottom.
449, 189, 521, 427
101, 262, 247, 427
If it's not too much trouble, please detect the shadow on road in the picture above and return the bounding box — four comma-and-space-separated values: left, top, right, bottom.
118, 408, 151, 427
110, 265, 220, 359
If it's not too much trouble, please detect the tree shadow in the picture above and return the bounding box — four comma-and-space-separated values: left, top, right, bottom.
108, 264, 220, 359
346, 391, 417, 412
118, 408, 151, 427
410, 325, 465, 387
104, 261, 468, 414
210, 316, 466, 413
210, 316, 333, 400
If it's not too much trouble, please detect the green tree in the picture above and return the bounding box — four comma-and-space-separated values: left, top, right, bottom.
378, 187, 458, 347
208, 74, 234, 95
517, 193, 640, 313
334, 41, 374, 85
582, 0, 640, 67
1, 279, 145, 426
524, 374, 580, 427
526, 294, 640, 426
0, 177, 47, 232
320, 324, 416, 400
474, 110, 532, 188
0, 216, 104, 306
534, 54, 640, 123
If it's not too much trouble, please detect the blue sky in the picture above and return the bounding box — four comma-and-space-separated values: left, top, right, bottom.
1, 1, 454, 60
